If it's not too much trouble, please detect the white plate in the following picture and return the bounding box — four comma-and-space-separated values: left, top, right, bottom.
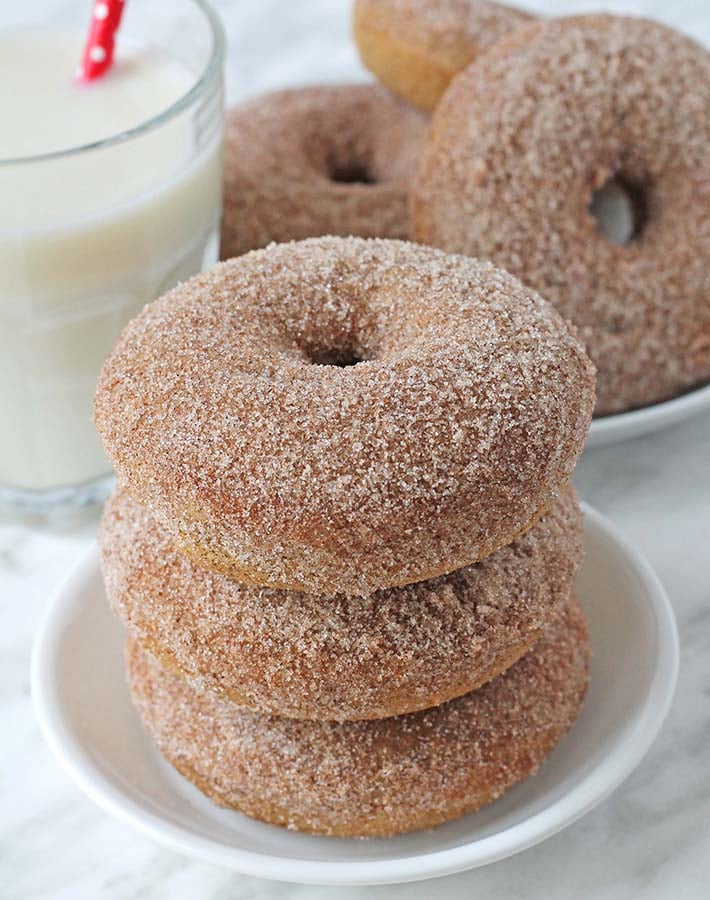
587, 382, 710, 447
31, 504, 678, 886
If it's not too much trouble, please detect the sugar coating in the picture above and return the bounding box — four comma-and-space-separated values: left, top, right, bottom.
94, 236, 595, 597
360, 0, 532, 51
101, 485, 582, 722
413, 14, 710, 414
220, 84, 427, 259
126, 592, 590, 837
354, 0, 533, 111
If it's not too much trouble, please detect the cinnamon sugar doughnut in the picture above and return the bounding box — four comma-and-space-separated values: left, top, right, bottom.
101, 486, 582, 722
413, 14, 710, 414
220, 84, 427, 259
353, 0, 533, 112
127, 592, 590, 837
95, 237, 594, 597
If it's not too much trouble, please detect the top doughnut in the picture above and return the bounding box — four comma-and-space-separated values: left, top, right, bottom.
95, 237, 594, 597
413, 14, 710, 414
354, 0, 533, 111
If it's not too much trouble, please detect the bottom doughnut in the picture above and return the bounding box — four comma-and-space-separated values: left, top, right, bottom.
127, 593, 589, 838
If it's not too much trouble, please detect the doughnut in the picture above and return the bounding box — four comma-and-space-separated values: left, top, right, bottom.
353, 0, 533, 112
95, 237, 594, 596
220, 84, 427, 259
412, 14, 710, 415
101, 485, 583, 722
127, 591, 590, 837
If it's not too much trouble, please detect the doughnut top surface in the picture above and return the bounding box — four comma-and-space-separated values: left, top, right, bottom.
95, 236, 595, 596
361, 0, 530, 52
220, 83, 427, 258
413, 14, 710, 414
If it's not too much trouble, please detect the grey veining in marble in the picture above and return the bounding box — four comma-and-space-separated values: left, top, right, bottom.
2, 1, 710, 898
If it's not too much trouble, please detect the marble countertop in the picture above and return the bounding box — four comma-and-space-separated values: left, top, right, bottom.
3, 1, 710, 897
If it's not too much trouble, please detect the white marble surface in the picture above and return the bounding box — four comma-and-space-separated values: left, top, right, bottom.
3, 1, 710, 897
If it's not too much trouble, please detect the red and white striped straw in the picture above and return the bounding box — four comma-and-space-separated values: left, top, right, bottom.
76, 0, 127, 83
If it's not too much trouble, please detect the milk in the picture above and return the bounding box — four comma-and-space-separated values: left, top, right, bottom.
0, 30, 223, 495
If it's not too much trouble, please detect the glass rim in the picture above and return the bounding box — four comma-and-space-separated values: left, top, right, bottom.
0, 0, 225, 168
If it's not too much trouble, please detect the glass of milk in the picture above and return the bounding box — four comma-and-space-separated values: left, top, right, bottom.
0, 0, 225, 515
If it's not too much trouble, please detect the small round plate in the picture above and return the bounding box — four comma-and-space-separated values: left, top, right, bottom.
587, 383, 710, 448
31, 504, 678, 886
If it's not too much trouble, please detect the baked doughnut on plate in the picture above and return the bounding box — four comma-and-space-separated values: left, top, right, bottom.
220, 84, 427, 258
95, 237, 594, 595
353, 0, 533, 111
413, 14, 710, 414
95, 237, 594, 596
101, 485, 583, 722
126, 591, 589, 838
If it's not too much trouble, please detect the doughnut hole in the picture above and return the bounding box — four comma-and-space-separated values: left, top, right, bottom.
307, 348, 366, 367
329, 162, 377, 185
286, 312, 374, 369
590, 175, 649, 245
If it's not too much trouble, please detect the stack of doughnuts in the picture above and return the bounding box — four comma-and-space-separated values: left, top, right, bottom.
90, 0, 710, 840
95, 236, 595, 836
